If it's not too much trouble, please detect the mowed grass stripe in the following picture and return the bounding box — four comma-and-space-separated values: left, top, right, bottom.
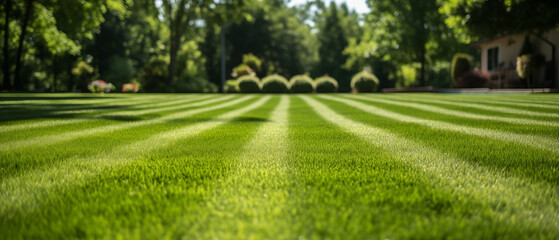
382, 94, 559, 118
343, 95, 559, 127
0, 95, 241, 151
0, 96, 272, 214
0, 95, 215, 134
184, 96, 291, 239
301, 96, 559, 234
417, 94, 559, 112
319, 95, 559, 152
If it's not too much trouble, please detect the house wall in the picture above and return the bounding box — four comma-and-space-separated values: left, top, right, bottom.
477, 29, 559, 88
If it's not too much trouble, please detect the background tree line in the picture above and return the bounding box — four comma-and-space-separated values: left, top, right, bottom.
1, 0, 557, 92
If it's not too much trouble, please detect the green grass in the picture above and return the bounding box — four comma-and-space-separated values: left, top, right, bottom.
1, 93, 558, 239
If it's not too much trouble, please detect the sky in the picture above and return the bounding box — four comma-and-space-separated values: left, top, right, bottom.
288, 0, 370, 14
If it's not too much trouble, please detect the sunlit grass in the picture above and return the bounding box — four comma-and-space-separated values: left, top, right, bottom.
1, 93, 558, 239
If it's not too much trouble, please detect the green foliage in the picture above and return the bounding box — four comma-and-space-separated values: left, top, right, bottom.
289, 75, 315, 93
168, 77, 218, 93
451, 53, 473, 86
141, 58, 168, 92
225, 80, 239, 93
440, 0, 559, 43
242, 53, 262, 73
351, 72, 379, 93
315, 75, 338, 93
232, 64, 255, 78
237, 75, 261, 93
261, 74, 289, 93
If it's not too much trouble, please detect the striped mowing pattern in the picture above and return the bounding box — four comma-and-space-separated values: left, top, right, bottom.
319, 95, 559, 152
1, 93, 558, 239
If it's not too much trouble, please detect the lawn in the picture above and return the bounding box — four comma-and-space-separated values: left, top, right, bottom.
1, 93, 559, 239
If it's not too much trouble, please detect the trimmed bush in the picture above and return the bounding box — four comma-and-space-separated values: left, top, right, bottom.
289, 75, 315, 93
451, 53, 473, 86
237, 76, 261, 93
225, 79, 239, 93
351, 72, 379, 93
315, 76, 338, 93
458, 70, 489, 88
262, 74, 289, 93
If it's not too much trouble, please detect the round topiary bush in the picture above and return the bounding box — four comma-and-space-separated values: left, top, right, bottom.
451, 53, 473, 86
224, 79, 239, 93
262, 74, 289, 93
315, 76, 338, 93
289, 75, 315, 93
237, 76, 261, 93
351, 72, 379, 93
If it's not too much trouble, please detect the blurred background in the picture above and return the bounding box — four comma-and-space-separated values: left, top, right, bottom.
0, 0, 557, 93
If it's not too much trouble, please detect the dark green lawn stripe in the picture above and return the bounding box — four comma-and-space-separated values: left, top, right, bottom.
0, 96, 257, 179
0, 96, 272, 225
343, 94, 559, 127
0, 95, 242, 151
0, 97, 278, 239
316, 96, 559, 185
337, 95, 559, 140
413, 94, 559, 113
319, 95, 559, 153
0, 98, 262, 181
301, 95, 559, 238
0, 94, 214, 134
371, 94, 559, 123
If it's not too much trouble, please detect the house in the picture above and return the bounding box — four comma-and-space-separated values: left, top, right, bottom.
472, 29, 558, 88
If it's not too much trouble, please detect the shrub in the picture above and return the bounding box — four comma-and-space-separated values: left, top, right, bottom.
315, 76, 338, 93
225, 79, 239, 93
237, 76, 261, 93
451, 53, 473, 86
232, 64, 255, 78
242, 53, 262, 73
289, 75, 315, 93
458, 70, 489, 88
351, 72, 379, 93
122, 82, 140, 93
88, 80, 115, 93
262, 74, 289, 93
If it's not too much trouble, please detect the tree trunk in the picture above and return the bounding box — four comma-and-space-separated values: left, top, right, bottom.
52, 55, 58, 92
2, 0, 12, 90
14, 0, 34, 91
168, 35, 178, 86
67, 55, 75, 92
418, 47, 426, 87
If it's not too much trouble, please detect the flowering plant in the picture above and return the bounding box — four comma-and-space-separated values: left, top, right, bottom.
122, 83, 140, 93
88, 80, 115, 93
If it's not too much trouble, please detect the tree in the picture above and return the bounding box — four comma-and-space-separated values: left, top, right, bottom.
2, 0, 12, 89
440, 0, 559, 43
345, 0, 466, 87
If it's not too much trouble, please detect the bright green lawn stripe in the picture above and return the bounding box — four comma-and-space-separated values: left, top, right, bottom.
301, 95, 559, 236
343, 94, 559, 127
0, 95, 214, 134
177, 96, 292, 239
0, 96, 271, 217
339, 95, 559, 140
381, 94, 559, 118
0, 95, 242, 151
0, 98, 256, 180
317, 96, 559, 185
320, 95, 559, 153
0, 98, 276, 239
415, 94, 559, 112
288, 97, 554, 239
373, 94, 559, 123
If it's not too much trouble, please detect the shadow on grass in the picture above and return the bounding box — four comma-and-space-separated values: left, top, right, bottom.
0, 98, 133, 123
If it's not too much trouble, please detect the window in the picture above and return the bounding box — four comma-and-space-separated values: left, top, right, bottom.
487, 47, 499, 71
